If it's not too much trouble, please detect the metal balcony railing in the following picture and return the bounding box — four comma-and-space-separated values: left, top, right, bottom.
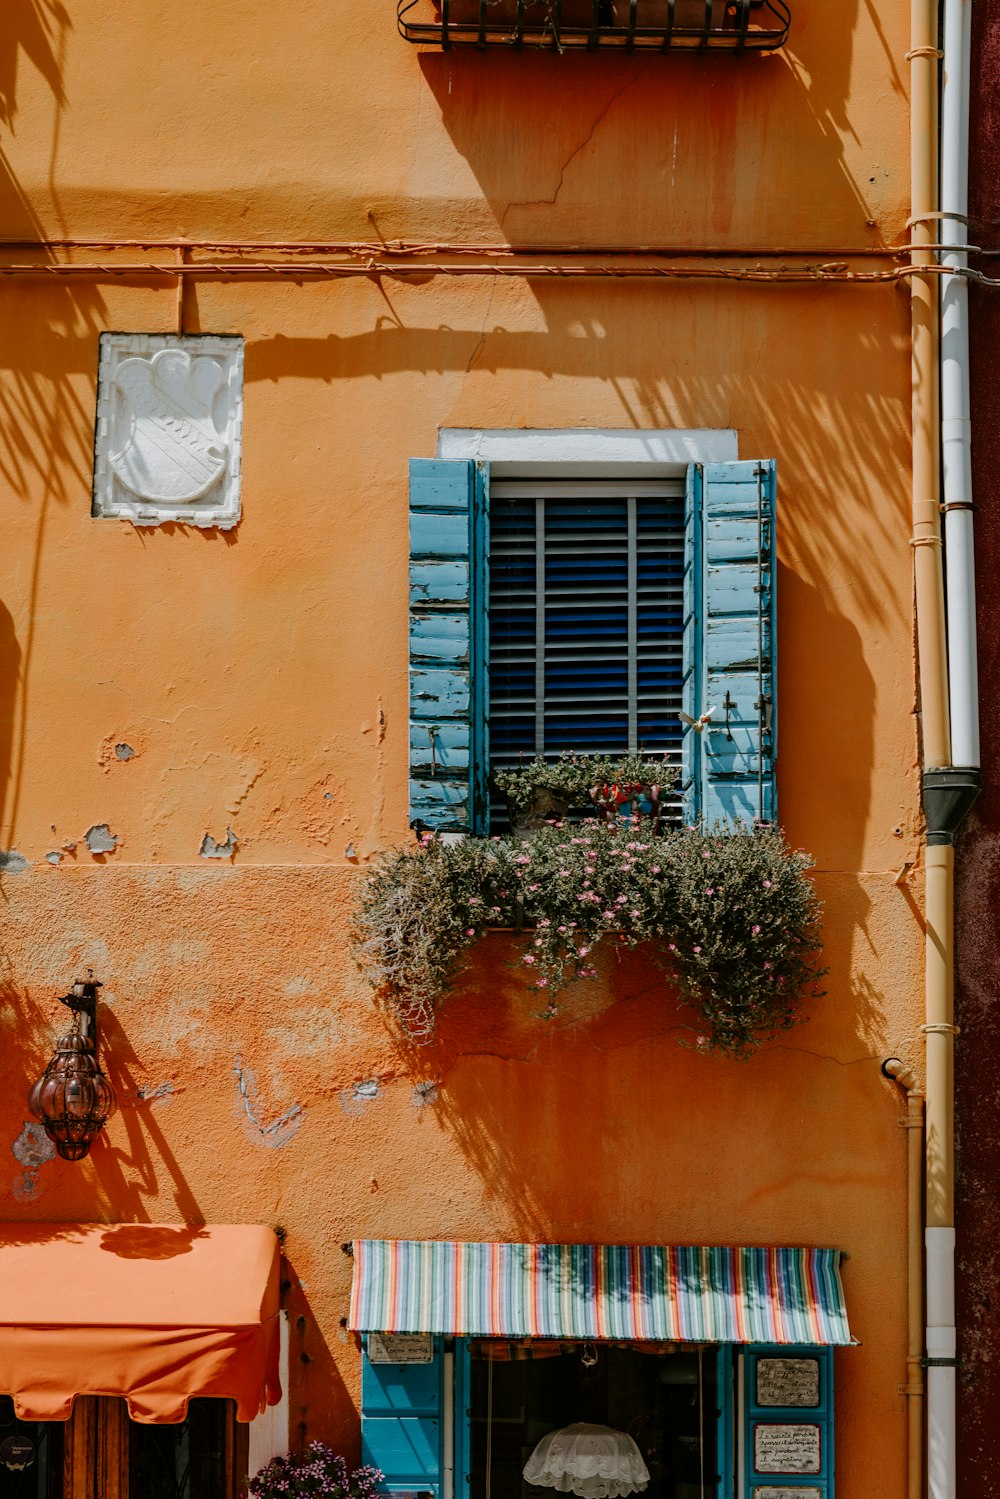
397, 0, 790, 51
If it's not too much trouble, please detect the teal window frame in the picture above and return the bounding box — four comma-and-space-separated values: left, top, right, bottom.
408, 456, 777, 835
362, 1338, 832, 1499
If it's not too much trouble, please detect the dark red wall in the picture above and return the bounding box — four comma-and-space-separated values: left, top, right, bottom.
955, 2, 1000, 1490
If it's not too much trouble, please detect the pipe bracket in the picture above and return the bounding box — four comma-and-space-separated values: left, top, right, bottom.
920, 1022, 961, 1036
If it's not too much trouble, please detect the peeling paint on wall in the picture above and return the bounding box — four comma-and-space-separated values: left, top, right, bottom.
11, 1121, 55, 1202
115, 742, 136, 761
44, 851, 62, 866
232, 1058, 303, 1148
200, 828, 238, 860
125, 1080, 176, 1106
412, 1080, 440, 1109
85, 824, 118, 854
0, 850, 28, 874
339, 1078, 381, 1115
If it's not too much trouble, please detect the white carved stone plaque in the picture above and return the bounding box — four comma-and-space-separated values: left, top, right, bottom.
755, 1357, 821, 1407
93, 333, 244, 528
753, 1424, 821, 1474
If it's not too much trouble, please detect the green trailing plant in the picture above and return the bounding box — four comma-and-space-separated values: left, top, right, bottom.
492, 752, 675, 813
353, 820, 825, 1057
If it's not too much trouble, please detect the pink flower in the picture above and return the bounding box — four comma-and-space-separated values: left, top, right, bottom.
763, 879, 772, 888
578, 946, 591, 957
705, 887, 715, 896
524, 955, 536, 965
538, 918, 551, 927
693, 945, 702, 954
631, 910, 641, 918
604, 910, 616, 919
752, 924, 761, 935
558, 925, 568, 933
469, 896, 481, 904
559, 869, 570, 877
466, 928, 476, 936
528, 883, 539, 891
701, 851, 711, 859
534, 938, 543, 947
514, 854, 531, 865
536, 979, 549, 988
651, 865, 661, 874
616, 895, 627, 905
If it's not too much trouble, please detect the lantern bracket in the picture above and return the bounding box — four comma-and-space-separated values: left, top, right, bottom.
58, 973, 102, 1046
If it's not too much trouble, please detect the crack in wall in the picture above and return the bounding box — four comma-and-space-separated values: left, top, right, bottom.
499, 63, 652, 231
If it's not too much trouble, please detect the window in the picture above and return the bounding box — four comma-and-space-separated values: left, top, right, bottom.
408, 451, 776, 836
36, 1397, 248, 1499
489, 478, 686, 805
359, 1337, 835, 1499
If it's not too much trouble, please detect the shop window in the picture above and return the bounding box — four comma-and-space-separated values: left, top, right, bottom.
408, 455, 776, 835
360, 1336, 836, 1499
58, 1397, 247, 1499
0, 1397, 63, 1499
470, 1343, 718, 1499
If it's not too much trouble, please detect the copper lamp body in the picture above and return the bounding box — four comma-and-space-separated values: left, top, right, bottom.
29, 977, 117, 1162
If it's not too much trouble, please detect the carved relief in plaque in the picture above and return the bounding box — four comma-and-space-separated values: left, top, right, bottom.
93, 334, 244, 528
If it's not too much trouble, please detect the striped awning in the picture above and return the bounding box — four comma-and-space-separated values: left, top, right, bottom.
349, 1241, 853, 1347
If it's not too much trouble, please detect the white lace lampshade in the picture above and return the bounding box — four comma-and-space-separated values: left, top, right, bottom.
523, 1423, 651, 1499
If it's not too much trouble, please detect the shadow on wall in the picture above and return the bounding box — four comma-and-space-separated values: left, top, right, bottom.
411, 0, 888, 248
0, 2, 110, 851
282, 1261, 360, 1464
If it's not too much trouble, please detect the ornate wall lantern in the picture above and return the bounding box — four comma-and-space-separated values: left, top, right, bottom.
28, 974, 117, 1161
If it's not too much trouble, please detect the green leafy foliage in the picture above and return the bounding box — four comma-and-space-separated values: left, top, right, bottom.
353, 820, 825, 1058
493, 753, 677, 811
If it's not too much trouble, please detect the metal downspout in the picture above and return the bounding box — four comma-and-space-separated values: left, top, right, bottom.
882, 1060, 926, 1499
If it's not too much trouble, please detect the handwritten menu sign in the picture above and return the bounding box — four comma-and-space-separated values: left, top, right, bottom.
753, 1490, 822, 1499
754, 1424, 822, 1474
367, 1333, 434, 1364
756, 1357, 821, 1407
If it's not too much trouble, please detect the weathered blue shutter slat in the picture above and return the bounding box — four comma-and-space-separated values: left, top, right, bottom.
361, 1337, 444, 1495
409, 458, 489, 833
682, 460, 777, 828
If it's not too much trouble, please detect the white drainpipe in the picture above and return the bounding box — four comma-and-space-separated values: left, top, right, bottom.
941, 0, 979, 770
931, 2, 977, 1496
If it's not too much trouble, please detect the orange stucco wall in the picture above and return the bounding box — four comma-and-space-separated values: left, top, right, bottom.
0, 1, 922, 1494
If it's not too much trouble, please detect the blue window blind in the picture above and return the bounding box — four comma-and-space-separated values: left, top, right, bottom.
489, 478, 686, 814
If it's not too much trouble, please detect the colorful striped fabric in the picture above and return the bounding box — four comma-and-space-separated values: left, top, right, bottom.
349, 1241, 853, 1346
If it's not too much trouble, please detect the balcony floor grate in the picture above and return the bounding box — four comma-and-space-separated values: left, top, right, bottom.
398, 0, 790, 52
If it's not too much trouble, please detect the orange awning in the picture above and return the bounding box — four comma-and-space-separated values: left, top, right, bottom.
0, 1223, 282, 1424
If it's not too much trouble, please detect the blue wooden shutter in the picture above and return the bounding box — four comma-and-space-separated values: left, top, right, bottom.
361, 1337, 444, 1497
409, 459, 489, 834
742, 1345, 834, 1499
682, 460, 777, 827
